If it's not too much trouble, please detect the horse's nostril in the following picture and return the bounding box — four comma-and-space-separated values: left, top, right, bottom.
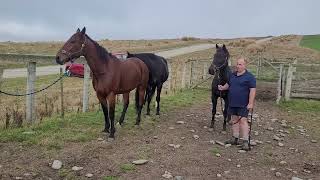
55, 56, 63, 65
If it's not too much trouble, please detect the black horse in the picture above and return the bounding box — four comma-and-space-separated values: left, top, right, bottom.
208, 44, 231, 131
127, 52, 169, 115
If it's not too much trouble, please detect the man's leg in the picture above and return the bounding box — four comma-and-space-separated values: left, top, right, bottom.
231, 115, 240, 139
225, 111, 240, 145
240, 117, 249, 141
239, 108, 250, 150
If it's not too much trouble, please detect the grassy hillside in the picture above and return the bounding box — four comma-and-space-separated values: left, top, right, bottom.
300, 35, 320, 51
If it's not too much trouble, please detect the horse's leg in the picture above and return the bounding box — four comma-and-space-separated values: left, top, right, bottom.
135, 86, 145, 125
210, 93, 218, 129
155, 84, 163, 115
107, 93, 116, 139
222, 95, 229, 131
97, 94, 110, 133
146, 85, 156, 115
101, 102, 110, 133
119, 93, 129, 125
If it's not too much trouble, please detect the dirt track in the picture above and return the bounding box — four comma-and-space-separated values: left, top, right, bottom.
1, 44, 216, 79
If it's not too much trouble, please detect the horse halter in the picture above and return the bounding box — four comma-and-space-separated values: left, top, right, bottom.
212, 55, 228, 79
61, 36, 87, 62
214, 55, 229, 72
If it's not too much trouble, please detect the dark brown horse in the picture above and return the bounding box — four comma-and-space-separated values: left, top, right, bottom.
56, 27, 149, 139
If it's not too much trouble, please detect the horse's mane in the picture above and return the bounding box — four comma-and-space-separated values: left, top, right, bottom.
85, 34, 115, 61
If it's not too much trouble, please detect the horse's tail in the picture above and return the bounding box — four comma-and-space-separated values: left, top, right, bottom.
161, 57, 169, 81
135, 88, 140, 112
144, 89, 148, 105
144, 85, 151, 105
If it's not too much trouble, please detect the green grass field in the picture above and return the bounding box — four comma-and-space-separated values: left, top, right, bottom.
300, 35, 320, 51
279, 99, 320, 113
278, 99, 320, 137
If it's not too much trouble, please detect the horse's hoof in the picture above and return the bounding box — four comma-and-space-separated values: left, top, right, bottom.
102, 129, 110, 133
221, 130, 227, 134
156, 112, 160, 116
116, 122, 122, 128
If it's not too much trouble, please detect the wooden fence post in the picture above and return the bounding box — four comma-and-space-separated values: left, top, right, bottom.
186, 61, 191, 88
190, 61, 194, 86
202, 61, 207, 79
256, 58, 261, 78
82, 63, 90, 112
181, 62, 187, 89
281, 68, 286, 97
26, 62, 36, 123
167, 62, 172, 92
0, 68, 3, 104
0, 68, 3, 83
285, 64, 294, 101
276, 64, 283, 104
116, 95, 123, 104
228, 57, 232, 66
60, 68, 64, 118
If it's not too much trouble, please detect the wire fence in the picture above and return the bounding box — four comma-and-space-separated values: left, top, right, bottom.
0, 58, 213, 129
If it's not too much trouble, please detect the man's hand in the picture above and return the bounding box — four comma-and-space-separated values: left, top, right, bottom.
247, 103, 253, 111
218, 83, 229, 91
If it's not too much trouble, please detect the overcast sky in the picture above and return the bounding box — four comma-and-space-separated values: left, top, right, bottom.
0, 0, 319, 42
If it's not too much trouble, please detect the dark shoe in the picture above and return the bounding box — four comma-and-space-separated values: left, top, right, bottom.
241, 140, 250, 151
225, 137, 239, 145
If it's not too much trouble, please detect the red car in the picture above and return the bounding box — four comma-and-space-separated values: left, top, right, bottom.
65, 62, 85, 78
65, 52, 127, 78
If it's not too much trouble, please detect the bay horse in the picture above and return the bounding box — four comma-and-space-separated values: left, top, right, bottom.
56, 27, 149, 139
208, 44, 231, 131
127, 52, 169, 115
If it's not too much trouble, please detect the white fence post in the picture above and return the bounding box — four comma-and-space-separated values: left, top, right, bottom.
82, 63, 90, 112
276, 64, 283, 104
167, 62, 172, 92
26, 62, 36, 123
285, 64, 294, 101
281, 68, 286, 96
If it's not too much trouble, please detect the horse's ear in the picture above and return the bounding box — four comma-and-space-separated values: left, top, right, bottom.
77, 28, 80, 33
222, 44, 227, 51
81, 27, 86, 35
216, 44, 219, 49
127, 51, 131, 56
